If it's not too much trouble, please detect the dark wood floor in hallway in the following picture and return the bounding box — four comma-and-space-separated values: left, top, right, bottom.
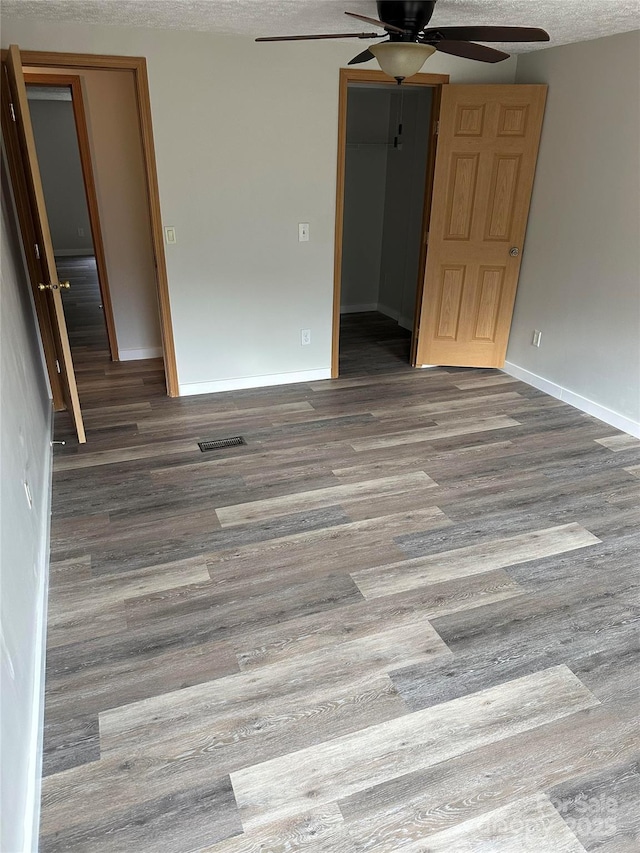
44, 310, 640, 852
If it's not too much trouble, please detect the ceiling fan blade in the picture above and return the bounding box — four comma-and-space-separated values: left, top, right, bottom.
421, 26, 550, 42
256, 32, 381, 42
345, 11, 406, 34
432, 40, 510, 63
348, 47, 376, 65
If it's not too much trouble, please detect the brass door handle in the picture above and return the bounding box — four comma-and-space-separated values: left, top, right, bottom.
38, 281, 70, 291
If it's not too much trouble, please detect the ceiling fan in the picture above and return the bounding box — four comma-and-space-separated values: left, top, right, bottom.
256, 1, 550, 83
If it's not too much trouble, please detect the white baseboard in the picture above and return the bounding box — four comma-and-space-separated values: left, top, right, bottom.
341, 303, 415, 332
119, 347, 163, 361
340, 303, 378, 314
503, 361, 640, 438
54, 249, 94, 257
377, 302, 400, 322
23, 405, 53, 852
179, 367, 332, 397
398, 315, 414, 332
377, 304, 415, 332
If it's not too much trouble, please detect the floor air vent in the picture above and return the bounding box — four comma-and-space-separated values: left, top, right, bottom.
198, 436, 246, 452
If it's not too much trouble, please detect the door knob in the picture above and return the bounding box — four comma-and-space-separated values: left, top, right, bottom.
509, 247, 520, 257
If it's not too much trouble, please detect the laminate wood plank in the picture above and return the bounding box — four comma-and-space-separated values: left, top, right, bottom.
595, 434, 640, 452
53, 438, 200, 471
353, 523, 600, 600
42, 712, 100, 777
391, 594, 639, 714
342, 470, 548, 523
307, 369, 450, 392
371, 793, 587, 853
453, 374, 519, 390
215, 472, 437, 528
99, 675, 407, 796
48, 554, 92, 587
81, 401, 152, 419
99, 620, 449, 756
549, 758, 640, 853
205, 508, 448, 593
192, 805, 355, 853
123, 571, 364, 635
370, 390, 524, 418
230, 665, 600, 831
349, 415, 520, 451
569, 641, 640, 704
137, 400, 314, 428
45, 636, 240, 720
47, 558, 211, 647
40, 774, 242, 853
80, 506, 353, 577
623, 463, 640, 478
241, 460, 337, 489
232, 569, 523, 672
339, 702, 637, 850
331, 441, 513, 483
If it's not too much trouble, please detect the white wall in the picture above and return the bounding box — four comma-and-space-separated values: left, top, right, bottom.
378, 87, 432, 330
1, 19, 516, 394
507, 31, 640, 434
341, 87, 390, 311
0, 159, 52, 853
78, 67, 162, 360
29, 97, 93, 256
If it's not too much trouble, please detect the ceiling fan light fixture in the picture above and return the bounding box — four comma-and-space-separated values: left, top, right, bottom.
370, 42, 436, 82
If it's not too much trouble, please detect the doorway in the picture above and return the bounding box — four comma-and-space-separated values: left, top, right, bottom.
331, 68, 447, 377
26, 78, 117, 367
2, 46, 179, 444
339, 82, 433, 374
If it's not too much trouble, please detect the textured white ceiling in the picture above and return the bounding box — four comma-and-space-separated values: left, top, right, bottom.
2, 0, 639, 52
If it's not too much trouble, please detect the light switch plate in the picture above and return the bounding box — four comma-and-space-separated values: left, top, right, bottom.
298, 223, 309, 242
164, 226, 177, 244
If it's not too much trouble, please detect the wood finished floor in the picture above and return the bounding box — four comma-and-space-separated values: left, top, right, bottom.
44, 280, 640, 852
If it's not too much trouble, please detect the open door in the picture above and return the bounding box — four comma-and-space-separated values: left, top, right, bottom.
414, 84, 547, 368
3, 44, 86, 442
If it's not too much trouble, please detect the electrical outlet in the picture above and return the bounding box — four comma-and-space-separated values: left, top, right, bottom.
301, 329, 311, 346
532, 330, 542, 348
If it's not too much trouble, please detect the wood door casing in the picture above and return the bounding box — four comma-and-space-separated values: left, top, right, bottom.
415, 84, 547, 368
4, 44, 86, 442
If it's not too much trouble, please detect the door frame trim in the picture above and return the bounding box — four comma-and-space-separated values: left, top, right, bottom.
13, 50, 179, 397
24, 71, 120, 362
331, 67, 449, 378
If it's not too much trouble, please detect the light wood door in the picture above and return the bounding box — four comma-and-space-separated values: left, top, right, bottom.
415, 84, 547, 368
4, 44, 86, 442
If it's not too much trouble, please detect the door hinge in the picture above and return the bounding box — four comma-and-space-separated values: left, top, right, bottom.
434, 120, 439, 135
424, 231, 429, 245
55, 359, 61, 374
9, 102, 16, 122
34, 243, 40, 259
